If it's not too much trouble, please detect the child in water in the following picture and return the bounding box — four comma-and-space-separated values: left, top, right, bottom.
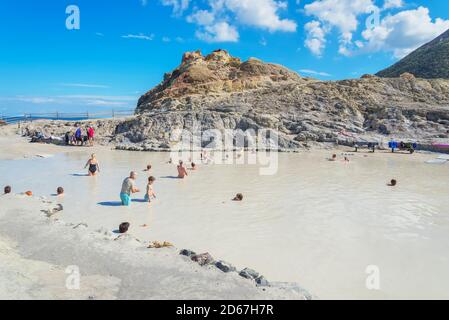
145, 176, 157, 203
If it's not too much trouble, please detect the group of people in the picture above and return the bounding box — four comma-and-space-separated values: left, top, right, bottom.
119, 159, 192, 207
2, 185, 64, 197
117, 158, 244, 207
65, 125, 95, 147
328, 153, 398, 187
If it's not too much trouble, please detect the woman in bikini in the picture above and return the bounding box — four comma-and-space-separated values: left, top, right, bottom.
84, 153, 100, 176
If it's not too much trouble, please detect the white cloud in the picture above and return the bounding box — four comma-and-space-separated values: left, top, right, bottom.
187, 10, 215, 26
161, 0, 190, 16
140, 0, 148, 6
14, 97, 56, 104
223, 0, 297, 32
186, 0, 296, 43
196, 22, 239, 43
304, 0, 376, 56
383, 0, 403, 10
361, 6, 449, 58
304, 20, 327, 56
121, 33, 155, 40
299, 69, 331, 77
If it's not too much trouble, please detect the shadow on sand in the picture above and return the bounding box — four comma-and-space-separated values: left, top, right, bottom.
98, 201, 123, 207
132, 199, 148, 203
160, 176, 181, 179
70, 173, 89, 177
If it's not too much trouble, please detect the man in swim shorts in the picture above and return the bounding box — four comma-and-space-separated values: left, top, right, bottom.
177, 161, 188, 179
120, 171, 140, 206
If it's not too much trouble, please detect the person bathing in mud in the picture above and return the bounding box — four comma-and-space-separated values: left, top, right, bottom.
190, 162, 197, 171
143, 164, 152, 172
3, 186, 11, 195
177, 161, 188, 179
233, 193, 244, 201
388, 179, 397, 187
328, 154, 337, 161
56, 187, 64, 197
145, 176, 157, 204
120, 171, 140, 206
84, 153, 100, 176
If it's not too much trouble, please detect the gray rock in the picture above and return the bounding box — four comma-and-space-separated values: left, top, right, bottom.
239, 268, 260, 280
42, 204, 64, 217
255, 276, 270, 287
179, 249, 196, 257
215, 260, 237, 273
191, 253, 215, 266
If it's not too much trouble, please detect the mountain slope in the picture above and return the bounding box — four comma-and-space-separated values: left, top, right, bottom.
377, 29, 449, 79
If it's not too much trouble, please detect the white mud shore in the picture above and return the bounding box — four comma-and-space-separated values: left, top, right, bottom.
0, 194, 310, 300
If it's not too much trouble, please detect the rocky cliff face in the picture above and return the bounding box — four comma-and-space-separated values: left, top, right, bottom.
21, 50, 449, 151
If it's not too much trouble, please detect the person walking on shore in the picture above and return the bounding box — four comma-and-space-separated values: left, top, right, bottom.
120, 171, 140, 206
88, 126, 95, 146
84, 153, 100, 176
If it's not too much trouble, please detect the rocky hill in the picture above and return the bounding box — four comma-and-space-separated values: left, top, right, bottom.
377, 29, 449, 79
19, 50, 449, 151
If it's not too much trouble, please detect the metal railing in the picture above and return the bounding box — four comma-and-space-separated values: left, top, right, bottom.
0, 109, 135, 124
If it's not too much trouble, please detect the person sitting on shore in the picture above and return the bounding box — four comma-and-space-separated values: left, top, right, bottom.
388, 179, 397, 187
56, 187, 64, 197
84, 154, 100, 176
233, 193, 244, 201
120, 171, 140, 206
145, 176, 156, 204
3, 186, 11, 195
143, 164, 152, 172
177, 161, 188, 179
119, 222, 130, 234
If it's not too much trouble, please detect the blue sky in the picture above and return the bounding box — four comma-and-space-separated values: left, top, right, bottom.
0, 0, 448, 116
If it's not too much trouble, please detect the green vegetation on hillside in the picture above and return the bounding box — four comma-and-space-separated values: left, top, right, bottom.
377, 29, 449, 79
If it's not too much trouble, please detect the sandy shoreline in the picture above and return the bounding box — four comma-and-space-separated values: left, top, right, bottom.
0, 194, 310, 300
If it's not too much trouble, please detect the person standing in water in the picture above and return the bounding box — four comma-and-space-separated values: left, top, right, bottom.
145, 176, 157, 204
120, 171, 140, 206
84, 153, 100, 176
177, 161, 188, 179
